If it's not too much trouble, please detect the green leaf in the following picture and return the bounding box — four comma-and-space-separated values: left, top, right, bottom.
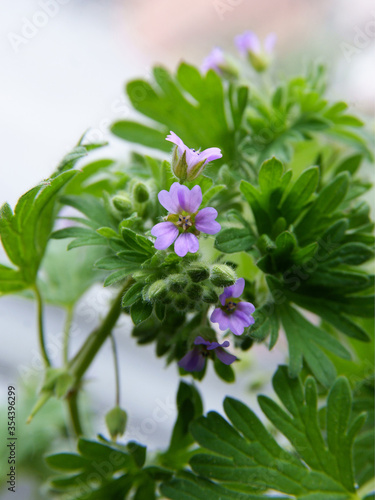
112, 62, 233, 165
130, 299, 153, 325
111, 121, 170, 152
213, 356, 235, 383
295, 172, 350, 243
240, 180, 272, 235
122, 282, 144, 307
214, 228, 256, 253
280, 166, 319, 224
166, 367, 368, 499
46, 453, 90, 471
334, 154, 363, 175
104, 269, 132, 287
167, 381, 203, 455
0, 171, 76, 289
279, 304, 351, 387
258, 157, 284, 194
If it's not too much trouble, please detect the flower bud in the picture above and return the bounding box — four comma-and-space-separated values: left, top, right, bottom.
173, 293, 188, 310
171, 148, 189, 181
248, 52, 269, 72
112, 194, 132, 214
167, 274, 188, 293
186, 263, 210, 282
210, 264, 237, 287
185, 283, 203, 300
132, 182, 149, 203
147, 280, 168, 302
105, 406, 127, 440
202, 287, 219, 304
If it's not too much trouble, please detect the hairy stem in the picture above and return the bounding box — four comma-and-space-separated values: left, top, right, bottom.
63, 306, 74, 365
69, 278, 133, 382
110, 333, 121, 407
34, 285, 52, 367
67, 389, 83, 437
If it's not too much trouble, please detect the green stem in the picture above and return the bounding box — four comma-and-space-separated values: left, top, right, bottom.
69, 278, 132, 382
34, 285, 52, 367
67, 389, 83, 437
110, 333, 121, 407
63, 306, 74, 365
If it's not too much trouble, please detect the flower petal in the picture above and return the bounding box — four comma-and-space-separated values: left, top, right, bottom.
195, 207, 221, 234
236, 301, 255, 315
234, 309, 254, 327
184, 148, 202, 170
215, 347, 237, 365
235, 31, 260, 55
219, 278, 244, 304
198, 147, 223, 164
158, 182, 182, 213
228, 312, 246, 336
166, 131, 187, 156
219, 288, 233, 306
152, 222, 179, 250
210, 307, 230, 330
264, 33, 277, 54
174, 233, 199, 257
178, 347, 206, 372
194, 336, 211, 347
201, 47, 224, 74
231, 278, 245, 298
177, 184, 202, 213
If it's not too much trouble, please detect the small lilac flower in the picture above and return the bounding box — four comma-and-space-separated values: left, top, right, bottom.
201, 47, 238, 79
166, 131, 222, 182
178, 336, 237, 372
210, 278, 255, 336
201, 47, 225, 74
151, 182, 221, 257
235, 31, 277, 72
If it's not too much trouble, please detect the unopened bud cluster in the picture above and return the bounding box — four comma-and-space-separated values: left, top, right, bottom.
140, 262, 237, 311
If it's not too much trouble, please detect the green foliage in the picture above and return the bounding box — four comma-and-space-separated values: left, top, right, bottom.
46, 436, 172, 499
0, 171, 76, 294
111, 64, 238, 169
161, 366, 369, 499
230, 154, 374, 382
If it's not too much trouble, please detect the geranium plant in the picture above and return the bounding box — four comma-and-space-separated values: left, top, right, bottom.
1, 31, 374, 500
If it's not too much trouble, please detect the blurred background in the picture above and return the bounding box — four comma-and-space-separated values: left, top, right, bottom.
0, 0, 374, 498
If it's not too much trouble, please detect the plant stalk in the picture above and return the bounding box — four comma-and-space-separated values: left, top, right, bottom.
69, 278, 132, 382
34, 285, 52, 367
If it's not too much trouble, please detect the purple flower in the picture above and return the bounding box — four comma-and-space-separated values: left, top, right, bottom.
151, 182, 221, 257
210, 278, 255, 336
178, 336, 237, 372
201, 47, 225, 74
166, 131, 222, 181
234, 31, 276, 72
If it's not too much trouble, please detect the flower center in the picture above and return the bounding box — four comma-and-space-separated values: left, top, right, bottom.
222, 298, 238, 314
177, 214, 193, 231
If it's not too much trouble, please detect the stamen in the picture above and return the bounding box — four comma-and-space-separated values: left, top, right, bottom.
226, 300, 237, 312
177, 215, 193, 231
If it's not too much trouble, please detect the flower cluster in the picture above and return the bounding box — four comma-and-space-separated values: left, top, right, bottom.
152, 132, 255, 373
203, 30, 276, 76
179, 279, 255, 372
